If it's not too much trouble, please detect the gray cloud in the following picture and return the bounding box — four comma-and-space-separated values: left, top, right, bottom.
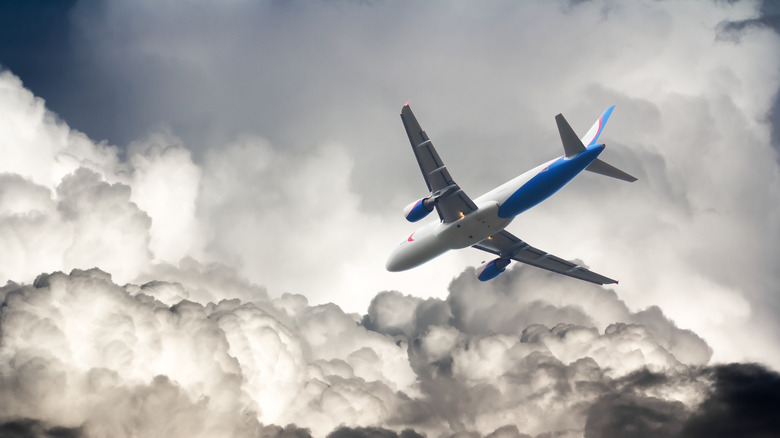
585, 392, 688, 438
0, 418, 84, 438
367, 266, 712, 367
681, 363, 780, 438
0, 262, 777, 436
327, 427, 425, 438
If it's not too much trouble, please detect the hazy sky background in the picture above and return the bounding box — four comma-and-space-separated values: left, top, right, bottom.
1, 0, 779, 437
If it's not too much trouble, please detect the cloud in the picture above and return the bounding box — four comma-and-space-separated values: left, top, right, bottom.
0, 0, 780, 436
125, 132, 204, 263
681, 363, 780, 438
0, 268, 417, 436
327, 427, 425, 438
585, 391, 688, 438
0, 418, 84, 438
0, 166, 152, 283
367, 266, 713, 369
0, 260, 776, 436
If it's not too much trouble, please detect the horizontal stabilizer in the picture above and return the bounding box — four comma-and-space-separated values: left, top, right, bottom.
555, 114, 585, 158
586, 158, 637, 182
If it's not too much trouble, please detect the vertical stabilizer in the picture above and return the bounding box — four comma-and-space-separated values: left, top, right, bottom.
555, 114, 585, 158
580, 105, 615, 147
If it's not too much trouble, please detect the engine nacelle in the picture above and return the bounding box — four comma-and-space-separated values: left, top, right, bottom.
403, 197, 435, 222
476, 258, 511, 282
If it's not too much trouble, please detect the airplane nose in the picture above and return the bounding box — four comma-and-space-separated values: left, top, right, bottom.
386, 248, 403, 272
386, 257, 400, 272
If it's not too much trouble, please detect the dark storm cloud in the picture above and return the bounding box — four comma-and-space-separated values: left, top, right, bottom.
0, 419, 84, 438
682, 363, 780, 438
327, 426, 425, 438
260, 424, 314, 438
583, 363, 780, 438
585, 392, 687, 438
717, 0, 780, 37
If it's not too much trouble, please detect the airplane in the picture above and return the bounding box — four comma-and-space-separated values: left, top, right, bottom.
386, 103, 636, 284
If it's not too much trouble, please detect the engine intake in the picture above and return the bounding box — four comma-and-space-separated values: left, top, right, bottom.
476, 258, 511, 281
403, 197, 435, 222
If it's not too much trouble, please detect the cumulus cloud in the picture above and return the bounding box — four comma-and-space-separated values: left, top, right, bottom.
0, 268, 395, 436
0, 265, 777, 437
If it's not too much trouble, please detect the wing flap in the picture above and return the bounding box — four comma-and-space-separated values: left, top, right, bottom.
473, 230, 617, 285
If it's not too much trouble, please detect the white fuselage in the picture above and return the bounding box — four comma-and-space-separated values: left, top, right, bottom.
385, 159, 550, 272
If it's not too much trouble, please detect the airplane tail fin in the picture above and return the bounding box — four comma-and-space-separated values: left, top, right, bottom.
581, 105, 614, 147
556, 105, 637, 182
555, 113, 585, 158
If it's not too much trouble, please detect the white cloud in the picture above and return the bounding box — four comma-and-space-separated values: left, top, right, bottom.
0, 264, 719, 437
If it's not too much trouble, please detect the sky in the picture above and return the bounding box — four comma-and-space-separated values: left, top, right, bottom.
0, 0, 779, 437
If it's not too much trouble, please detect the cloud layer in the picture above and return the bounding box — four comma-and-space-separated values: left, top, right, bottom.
1, 265, 778, 437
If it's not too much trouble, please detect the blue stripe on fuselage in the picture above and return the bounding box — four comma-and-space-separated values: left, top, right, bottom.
497, 144, 605, 218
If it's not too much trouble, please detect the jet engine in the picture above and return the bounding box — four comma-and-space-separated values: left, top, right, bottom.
475, 258, 511, 281
403, 197, 435, 222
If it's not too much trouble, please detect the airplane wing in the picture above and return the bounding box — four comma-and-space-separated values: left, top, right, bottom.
401, 104, 478, 223
472, 230, 617, 285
